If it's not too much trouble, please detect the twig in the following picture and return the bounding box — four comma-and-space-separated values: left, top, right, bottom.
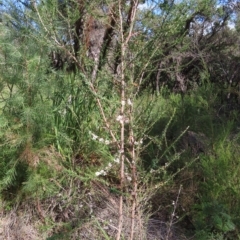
166, 185, 182, 240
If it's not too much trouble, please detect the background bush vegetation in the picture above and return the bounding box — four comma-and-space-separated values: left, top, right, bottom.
0, 0, 240, 239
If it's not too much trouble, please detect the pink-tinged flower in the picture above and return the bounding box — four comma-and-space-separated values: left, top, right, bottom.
116, 115, 124, 122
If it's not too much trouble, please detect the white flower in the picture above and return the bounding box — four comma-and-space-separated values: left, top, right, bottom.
134, 139, 143, 145
89, 131, 98, 140
127, 99, 132, 106
116, 115, 129, 124
116, 115, 124, 122
121, 100, 126, 106
95, 171, 101, 176
126, 175, 132, 181
105, 140, 110, 145
114, 157, 120, 164
92, 134, 98, 140
99, 138, 104, 142
125, 118, 129, 123
108, 162, 112, 168
95, 170, 107, 176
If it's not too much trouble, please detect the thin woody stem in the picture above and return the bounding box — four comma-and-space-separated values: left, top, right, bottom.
116, 0, 125, 239
129, 103, 137, 240
116, 1, 139, 239
166, 185, 182, 240
125, 1, 139, 239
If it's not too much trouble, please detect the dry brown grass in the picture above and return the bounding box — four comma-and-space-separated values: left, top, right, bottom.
0, 203, 43, 240
0, 180, 190, 240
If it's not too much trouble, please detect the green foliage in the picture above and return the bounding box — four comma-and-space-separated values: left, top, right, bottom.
193, 201, 235, 234
52, 73, 99, 155
0, 0, 240, 239
0, 13, 58, 199
192, 136, 240, 237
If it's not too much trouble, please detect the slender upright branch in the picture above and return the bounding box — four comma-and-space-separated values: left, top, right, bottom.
166, 185, 182, 240
116, 1, 125, 239
116, 1, 139, 239
125, 2, 139, 239
129, 99, 138, 240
